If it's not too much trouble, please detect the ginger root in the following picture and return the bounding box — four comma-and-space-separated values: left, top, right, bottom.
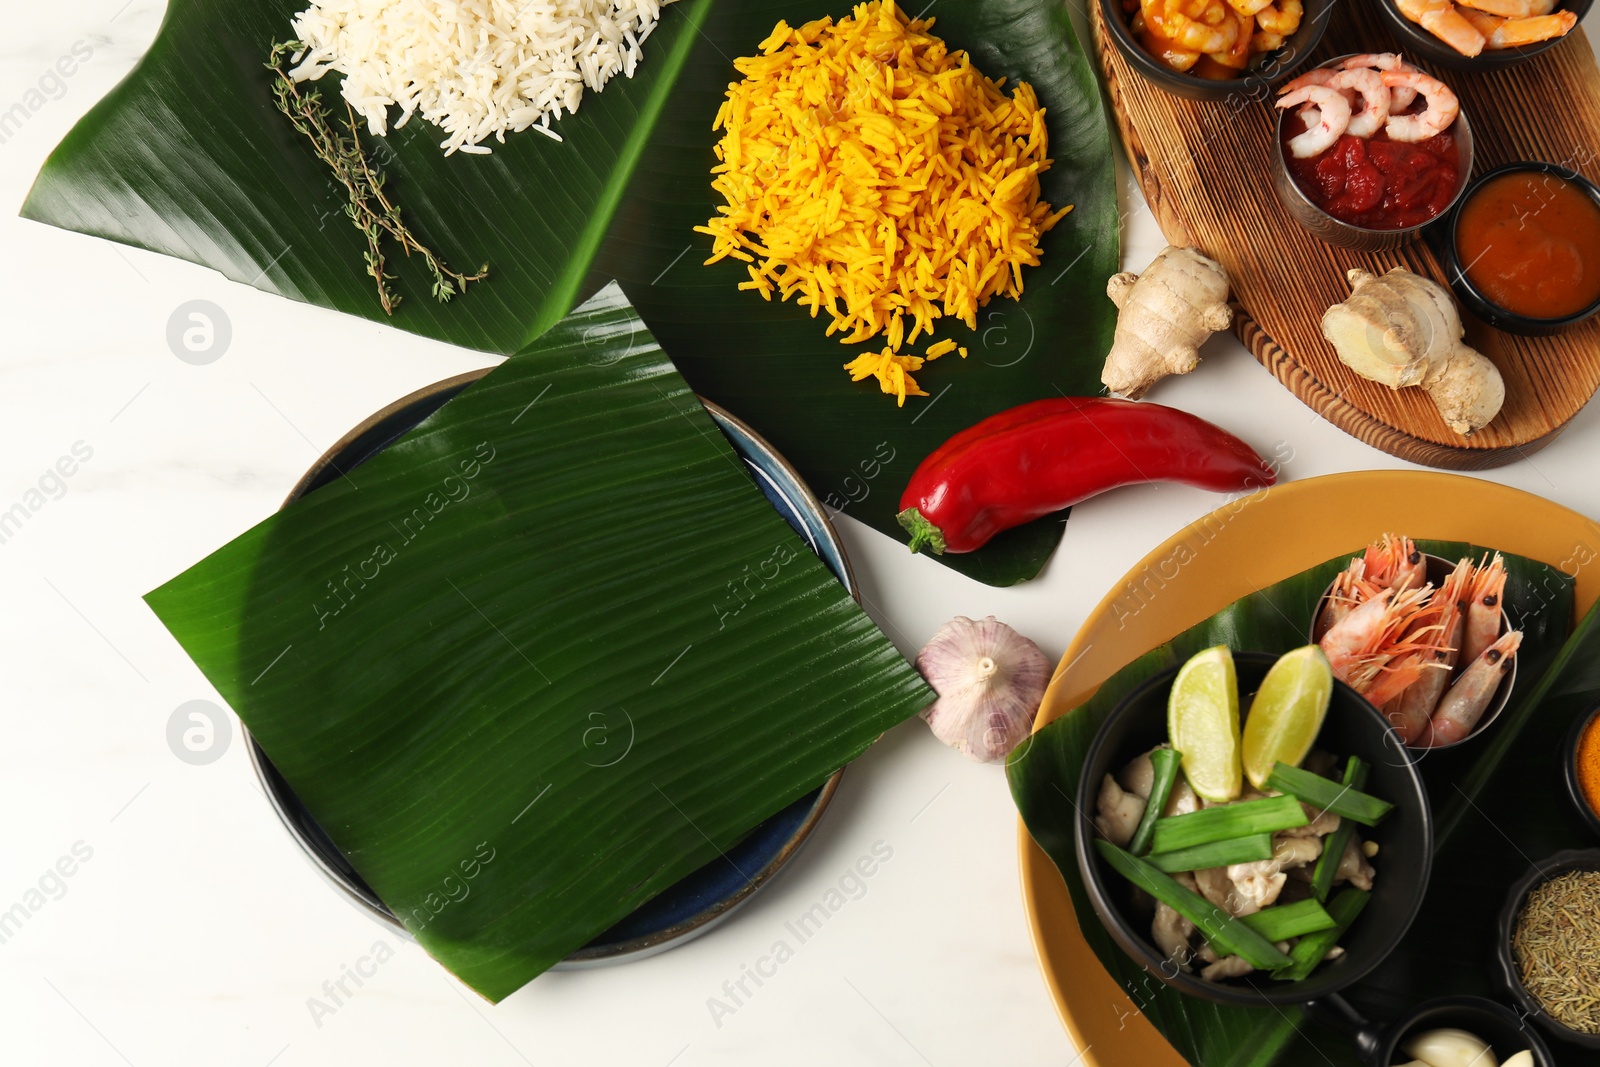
1321, 268, 1504, 436
1101, 246, 1233, 399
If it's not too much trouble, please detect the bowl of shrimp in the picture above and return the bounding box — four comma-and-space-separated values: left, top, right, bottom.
1076, 650, 1434, 1006
1270, 54, 1473, 252
1313, 535, 1521, 752
1374, 0, 1590, 70
1100, 0, 1334, 100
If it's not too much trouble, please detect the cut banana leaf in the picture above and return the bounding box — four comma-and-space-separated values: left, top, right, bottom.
22, 0, 1118, 586
1008, 541, 1578, 1066
144, 284, 934, 1002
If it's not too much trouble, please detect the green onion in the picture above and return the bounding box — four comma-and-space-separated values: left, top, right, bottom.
1128, 747, 1182, 856
1094, 840, 1293, 971
1239, 899, 1337, 942
1265, 762, 1393, 826
1146, 833, 1272, 874
1309, 756, 1368, 902
1149, 794, 1308, 853
1270, 888, 1369, 981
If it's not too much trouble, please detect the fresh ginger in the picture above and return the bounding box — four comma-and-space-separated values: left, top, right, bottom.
1321, 268, 1504, 436
1101, 246, 1233, 399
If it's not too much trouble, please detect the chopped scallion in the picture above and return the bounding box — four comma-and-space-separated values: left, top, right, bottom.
1149, 794, 1308, 853
1128, 747, 1182, 857
1309, 756, 1367, 902
1270, 888, 1369, 981
1146, 833, 1272, 874
1239, 898, 1337, 942
1265, 762, 1392, 826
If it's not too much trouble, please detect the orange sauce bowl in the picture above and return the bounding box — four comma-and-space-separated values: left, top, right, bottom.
1565, 703, 1600, 839
1439, 161, 1600, 336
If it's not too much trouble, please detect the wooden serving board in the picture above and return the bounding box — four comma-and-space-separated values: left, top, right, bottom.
1091, 0, 1600, 467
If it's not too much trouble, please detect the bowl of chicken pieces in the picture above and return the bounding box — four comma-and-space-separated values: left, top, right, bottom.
1074, 651, 1434, 1006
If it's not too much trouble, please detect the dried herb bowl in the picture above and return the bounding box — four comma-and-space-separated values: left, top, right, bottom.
247, 370, 852, 967
1074, 651, 1434, 1007
1495, 848, 1600, 1049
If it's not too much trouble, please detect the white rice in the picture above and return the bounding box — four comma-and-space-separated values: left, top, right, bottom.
289, 0, 674, 155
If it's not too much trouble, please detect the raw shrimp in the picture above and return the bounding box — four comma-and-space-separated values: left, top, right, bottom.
1381, 70, 1461, 142
1460, 553, 1506, 668
1276, 85, 1353, 158
1329, 68, 1391, 139
1314, 559, 1368, 641
1342, 52, 1420, 110
1426, 630, 1522, 747
1395, 0, 1487, 56
1363, 533, 1425, 593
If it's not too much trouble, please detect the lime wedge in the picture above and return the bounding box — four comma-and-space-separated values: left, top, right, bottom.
1242, 646, 1334, 791
1168, 646, 1242, 802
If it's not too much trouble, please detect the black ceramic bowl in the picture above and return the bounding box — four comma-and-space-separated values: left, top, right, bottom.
1075, 651, 1434, 1006
1496, 849, 1600, 1049
1271, 56, 1474, 252
1373, 0, 1594, 71
1435, 161, 1600, 335
1564, 704, 1600, 838
1307, 993, 1556, 1066
1098, 0, 1332, 101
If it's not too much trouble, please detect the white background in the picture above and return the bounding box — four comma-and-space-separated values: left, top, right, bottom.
3, 3, 1599, 1065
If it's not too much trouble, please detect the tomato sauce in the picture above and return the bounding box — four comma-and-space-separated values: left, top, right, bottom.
1281, 123, 1461, 230
1454, 170, 1600, 320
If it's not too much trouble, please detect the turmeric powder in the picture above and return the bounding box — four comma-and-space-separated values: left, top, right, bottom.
1578, 712, 1600, 817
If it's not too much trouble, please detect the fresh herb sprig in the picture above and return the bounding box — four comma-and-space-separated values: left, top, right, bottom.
265, 41, 488, 315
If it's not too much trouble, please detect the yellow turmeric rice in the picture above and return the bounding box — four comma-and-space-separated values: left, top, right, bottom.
696, 1, 1072, 405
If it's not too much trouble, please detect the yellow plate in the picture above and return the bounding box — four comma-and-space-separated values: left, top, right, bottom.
1017, 470, 1600, 1066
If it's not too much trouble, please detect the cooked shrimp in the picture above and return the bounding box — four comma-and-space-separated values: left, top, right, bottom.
1276, 85, 1353, 158
1319, 582, 1439, 694
1252, 28, 1286, 50
1254, 0, 1304, 34
1225, 0, 1276, 16
1460, 553, 1506, 668
1426, 630, 1522, 747
1395, 0, 1487, 56
1486, 9, 1578, 45
1145, 0, 1243, 53
1457, 5, 1507, 34
1280, 68, 1339, 93
1388, 558, 1472, 744
1362, 533, 1425, 593
1342, 52, 1420, 110
1381, 70, 1460, 141
1315, 559, 1369, 641
1460, 0, 1555, 17
1329, 69, 1391, 138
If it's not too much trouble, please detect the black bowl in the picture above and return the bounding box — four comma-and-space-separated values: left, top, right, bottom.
1075, 651, 1434, 1006
1373, 0, 1594, 71
1434, 161, 1600, 335
1496, 848, 1600, 1048
1098, 0, 1332, 101
1307, 992, 1556, 1066
1564, 705, 1600, 838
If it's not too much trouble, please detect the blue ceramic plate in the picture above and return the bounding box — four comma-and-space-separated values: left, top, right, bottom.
246, 370, 854, 967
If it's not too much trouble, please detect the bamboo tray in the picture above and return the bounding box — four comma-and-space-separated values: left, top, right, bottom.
1090, 0, 1600, 467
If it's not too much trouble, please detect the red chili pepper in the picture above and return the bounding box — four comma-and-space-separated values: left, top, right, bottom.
897, 397, 1277, 555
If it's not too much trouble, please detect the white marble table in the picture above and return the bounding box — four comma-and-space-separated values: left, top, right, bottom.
3, 4, 1598, 1065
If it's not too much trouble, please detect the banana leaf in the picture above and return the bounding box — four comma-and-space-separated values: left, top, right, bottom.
20, 0, 1118, 587
1008, 541, 1590, 1066
143, 284, 934, 1002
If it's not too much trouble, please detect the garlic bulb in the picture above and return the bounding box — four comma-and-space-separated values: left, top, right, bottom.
915, 616, 1052, 762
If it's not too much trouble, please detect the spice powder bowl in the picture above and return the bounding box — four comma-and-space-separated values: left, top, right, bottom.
1494, 848, 1600, 1049
1566, 704, 1600, 839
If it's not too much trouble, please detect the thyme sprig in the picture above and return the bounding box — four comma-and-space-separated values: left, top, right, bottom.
266, 40, 488, 315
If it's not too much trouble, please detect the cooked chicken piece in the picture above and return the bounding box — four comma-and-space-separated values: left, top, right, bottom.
1224, 861, 1286, 915
1201, 955, 1255, 982
1281, 802, 1341, 838
1193, 865, 1244, 914
1272, 834, 1323, 869
1150, 872, 1199, 971
1117, 752, 1156, 799
1196, 940, 1221, 964
1094, 773, 1145, 847
1164, 776, 1200, 816
1334, 835, 1376, 890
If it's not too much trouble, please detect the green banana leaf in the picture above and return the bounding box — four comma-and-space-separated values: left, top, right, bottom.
1008, 541, 1588, 1066
20, 0, 1118, 587
144, 284, 934, 1002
